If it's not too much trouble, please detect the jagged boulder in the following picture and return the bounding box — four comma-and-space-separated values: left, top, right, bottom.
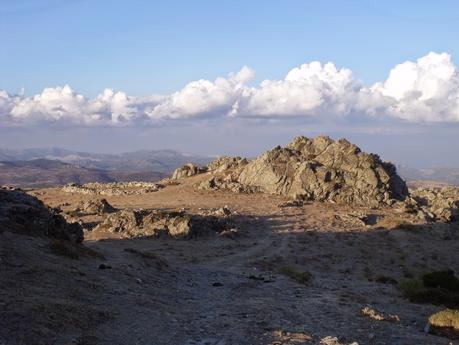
94, 209, 233, 239
73, 198, 116, 215
236, 136, 408, 206
172, 163, 206, 179
0, 186, 83, 243
206, 156, 248, 173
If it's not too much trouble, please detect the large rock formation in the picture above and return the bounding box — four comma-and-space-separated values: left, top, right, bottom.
0, 186, 83, 242
236, 136, 408, 206
191, 136, 408, 206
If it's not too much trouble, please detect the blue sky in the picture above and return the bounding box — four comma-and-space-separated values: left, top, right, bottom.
2, 0, 458, 96
1, 0, 459, 167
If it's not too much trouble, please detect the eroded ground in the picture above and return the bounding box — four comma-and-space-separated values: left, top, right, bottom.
1, 174, 458, 345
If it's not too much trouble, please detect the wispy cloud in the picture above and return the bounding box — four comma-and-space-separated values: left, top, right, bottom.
2, 52, 459, 126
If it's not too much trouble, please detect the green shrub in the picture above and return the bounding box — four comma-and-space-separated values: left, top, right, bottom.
399, 279, 423, 299
423, 270, 459, 292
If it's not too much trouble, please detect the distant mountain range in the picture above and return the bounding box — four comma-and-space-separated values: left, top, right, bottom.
0, 147, 212, 173
0, 148, 213, 188
397, 165, 459, 187
1, 147, 458, 188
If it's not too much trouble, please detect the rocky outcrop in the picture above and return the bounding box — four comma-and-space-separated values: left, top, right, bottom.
402, 187, 459, 222
169, 136, 410, 206
206, 156, 248, 173
73, 198, 116, 215
237, 136, 407, 206
62, 182, 163, 196
94, 209, 234, 239
205, 136, 407, 206
0, 186, 83, 243
172, 163, 206, 179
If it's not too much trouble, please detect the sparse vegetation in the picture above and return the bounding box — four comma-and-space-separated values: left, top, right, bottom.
124, 247, 168, 269
256, 257, 312, 284
399, 278, 424, 299
279, 266, 313, 285
399, 271, 459, 308
423, 270, 459, 291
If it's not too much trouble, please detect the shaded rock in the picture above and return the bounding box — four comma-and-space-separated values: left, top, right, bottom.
172, 163, 206, 179
0, 186, 83, 243
94, 209, 234, 239
73, 198, 116, 215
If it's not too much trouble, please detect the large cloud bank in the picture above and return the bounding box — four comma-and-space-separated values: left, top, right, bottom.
1, 52, 459, 126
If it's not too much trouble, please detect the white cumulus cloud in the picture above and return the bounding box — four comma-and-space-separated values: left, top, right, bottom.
1, 52, 459, 126
233, 61, 360, 118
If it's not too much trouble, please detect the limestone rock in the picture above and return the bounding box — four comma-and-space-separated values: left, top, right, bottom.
0, 186, 83, 243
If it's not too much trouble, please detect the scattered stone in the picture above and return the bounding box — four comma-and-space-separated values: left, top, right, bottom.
361, 306, 400, 322
0, 186, 83, 243
62, 181, 164, 196
212, 282, 223, 287
98, 264, 112, 270
319, 336, 359, 345
341, 213, 381, 226
271, 330, 312, 343
278, 199, 304, 208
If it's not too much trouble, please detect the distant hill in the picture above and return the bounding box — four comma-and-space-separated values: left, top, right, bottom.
0, 148, 212, 174
0, 159, 167, 188
398, 165, 459, 187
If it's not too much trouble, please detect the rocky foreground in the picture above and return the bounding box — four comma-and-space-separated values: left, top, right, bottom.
1, 136, 459, 345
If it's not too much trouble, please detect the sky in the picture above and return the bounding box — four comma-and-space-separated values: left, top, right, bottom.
1, 0, 459, 167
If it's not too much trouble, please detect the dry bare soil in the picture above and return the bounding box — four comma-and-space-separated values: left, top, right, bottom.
1, 173, 459, 345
